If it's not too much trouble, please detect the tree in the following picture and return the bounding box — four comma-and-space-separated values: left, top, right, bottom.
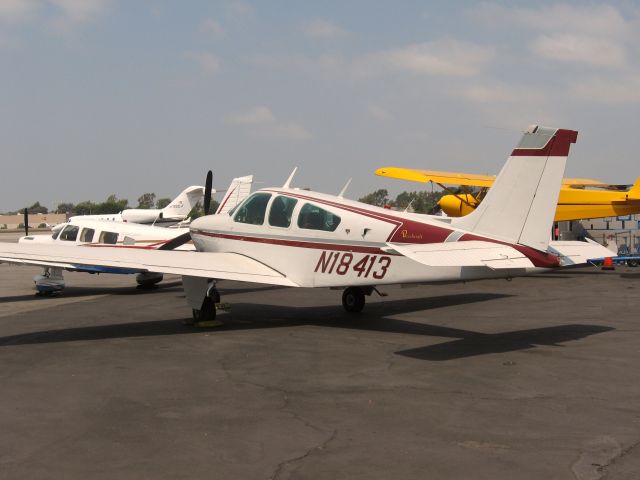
358, 189, 389, 207
27, 201, 48, 214
55, 203, 75, 214
137, 193, 156, 209
155, 197, 171, 209
99, 195, 128, 214
72, 195, 128, 215
356, 189, 444, 213
188, 200, 220, 219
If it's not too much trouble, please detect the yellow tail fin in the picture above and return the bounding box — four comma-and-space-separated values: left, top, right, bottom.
627, 178, 640, 200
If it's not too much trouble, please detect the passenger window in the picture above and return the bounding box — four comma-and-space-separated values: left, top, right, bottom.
80, 228, 95, 243
298, 203, 341, 232
268, 196, 298, 228
99, 231, 118, 244
233, 193, 272, 225
59, 225, 79, 241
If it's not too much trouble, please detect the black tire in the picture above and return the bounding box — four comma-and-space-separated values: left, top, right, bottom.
627, 259, 638, 267
342, 287, 365, 313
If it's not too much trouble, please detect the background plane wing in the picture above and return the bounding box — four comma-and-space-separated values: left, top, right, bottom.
376, 167, 619, 191
387, 240, 534, 269
375, 167, 496, 187
0, 243, 299, 287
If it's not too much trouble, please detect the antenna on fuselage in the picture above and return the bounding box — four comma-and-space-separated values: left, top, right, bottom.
282, 167, 298, 188
337, 178, 352, 198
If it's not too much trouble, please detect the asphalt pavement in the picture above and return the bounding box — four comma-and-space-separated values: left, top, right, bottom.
0, 259, 639, 479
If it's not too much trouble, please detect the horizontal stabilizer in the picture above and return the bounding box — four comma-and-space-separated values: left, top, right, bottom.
0, 243, 298, 287
388, 241, 534, 270
547, 239, 616, 266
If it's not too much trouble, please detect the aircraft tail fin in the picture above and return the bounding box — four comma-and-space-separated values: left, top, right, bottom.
161, 186, 205, 219
627, 177, 640, 200
451, 125, 577, 252
216, 175, 254, 215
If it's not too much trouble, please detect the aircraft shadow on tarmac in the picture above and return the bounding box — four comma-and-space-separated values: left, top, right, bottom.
0, 281, 185, 303
0, 292, 614, 361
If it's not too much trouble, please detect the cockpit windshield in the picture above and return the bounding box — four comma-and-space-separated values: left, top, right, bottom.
233, 193, 272, 225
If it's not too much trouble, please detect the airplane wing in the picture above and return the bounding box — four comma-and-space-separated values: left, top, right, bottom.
375, 167, 496, 187
376, 167, 616, 191
0, 243, 299, 287
387, 241, 534, 269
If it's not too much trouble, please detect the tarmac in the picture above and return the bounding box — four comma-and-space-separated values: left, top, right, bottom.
0, 232, 639, 479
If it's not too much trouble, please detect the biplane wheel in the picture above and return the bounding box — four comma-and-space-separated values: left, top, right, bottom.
342, 287, 365, 313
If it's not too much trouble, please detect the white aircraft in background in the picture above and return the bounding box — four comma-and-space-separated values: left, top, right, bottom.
0, 126, 611, 327
16, 174, 254, 294
70, 185, 205, 226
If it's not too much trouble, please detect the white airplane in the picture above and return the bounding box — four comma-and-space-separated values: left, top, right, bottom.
17, 174, 254, 294
69, 185, 205, 225
0, 126, 611, 327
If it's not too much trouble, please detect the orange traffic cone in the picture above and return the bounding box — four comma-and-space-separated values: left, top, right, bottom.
602, 257, 615, 271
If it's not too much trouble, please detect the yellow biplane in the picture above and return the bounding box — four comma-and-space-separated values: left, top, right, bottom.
375, 167, 640, 221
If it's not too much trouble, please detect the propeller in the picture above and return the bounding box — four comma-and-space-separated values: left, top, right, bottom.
204, 170, 213, 215
23, 208, 29, 236
159, 170, 213, 251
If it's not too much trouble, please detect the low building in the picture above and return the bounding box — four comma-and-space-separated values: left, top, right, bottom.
0, 213, 67, 230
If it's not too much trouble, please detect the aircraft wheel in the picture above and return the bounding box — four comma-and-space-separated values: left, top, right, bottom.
342, 287, 365, 313
196, 295, 224, 328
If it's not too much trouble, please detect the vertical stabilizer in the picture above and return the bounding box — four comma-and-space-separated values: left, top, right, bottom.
452, 125, 577, 251
161, 186, 206, 219
627, 177, 640, 200
216, 175, 254, 215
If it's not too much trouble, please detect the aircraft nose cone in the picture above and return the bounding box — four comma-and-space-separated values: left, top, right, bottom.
189, 215, 208, 232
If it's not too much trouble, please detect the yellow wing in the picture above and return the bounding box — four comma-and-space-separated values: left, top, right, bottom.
375, 167, 495, 187
375, 166, 613, 190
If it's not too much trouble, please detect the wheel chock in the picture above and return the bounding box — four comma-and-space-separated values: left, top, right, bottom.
216, 302, 231, 311
196, 319, 225, 328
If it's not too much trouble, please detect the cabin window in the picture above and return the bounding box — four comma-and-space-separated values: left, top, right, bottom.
233, 193, 272, 225
268, 196, 298, 228
297, 203, 341, 232
99, 231, 118, 244
59, 225, 79, 241
80, 228, 95, 243
51, 230, 60, 240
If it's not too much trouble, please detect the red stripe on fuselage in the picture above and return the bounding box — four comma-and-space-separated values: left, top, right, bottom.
192, 230, 394, 254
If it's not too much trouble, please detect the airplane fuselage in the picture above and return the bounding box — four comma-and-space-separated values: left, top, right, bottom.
189, 188, 557, 288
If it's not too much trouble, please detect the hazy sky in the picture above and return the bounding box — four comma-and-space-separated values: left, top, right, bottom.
1, 1, 639, 211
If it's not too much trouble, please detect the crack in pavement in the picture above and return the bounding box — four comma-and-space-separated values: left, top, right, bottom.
270, 429, 338, 480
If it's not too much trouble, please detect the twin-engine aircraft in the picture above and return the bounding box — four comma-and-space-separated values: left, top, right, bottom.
17, 175, 254, 294
0, 126, 611, 326
70, 185, 206, 226
376, 167, 640, 221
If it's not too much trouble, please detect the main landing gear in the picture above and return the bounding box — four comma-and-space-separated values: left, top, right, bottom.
342, 286, 385, 313
182, 276, 224, 328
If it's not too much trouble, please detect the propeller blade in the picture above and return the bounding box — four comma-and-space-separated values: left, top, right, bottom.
204, 170, 213, 216
23, 208, 29, 236
158, 232, 192, 251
